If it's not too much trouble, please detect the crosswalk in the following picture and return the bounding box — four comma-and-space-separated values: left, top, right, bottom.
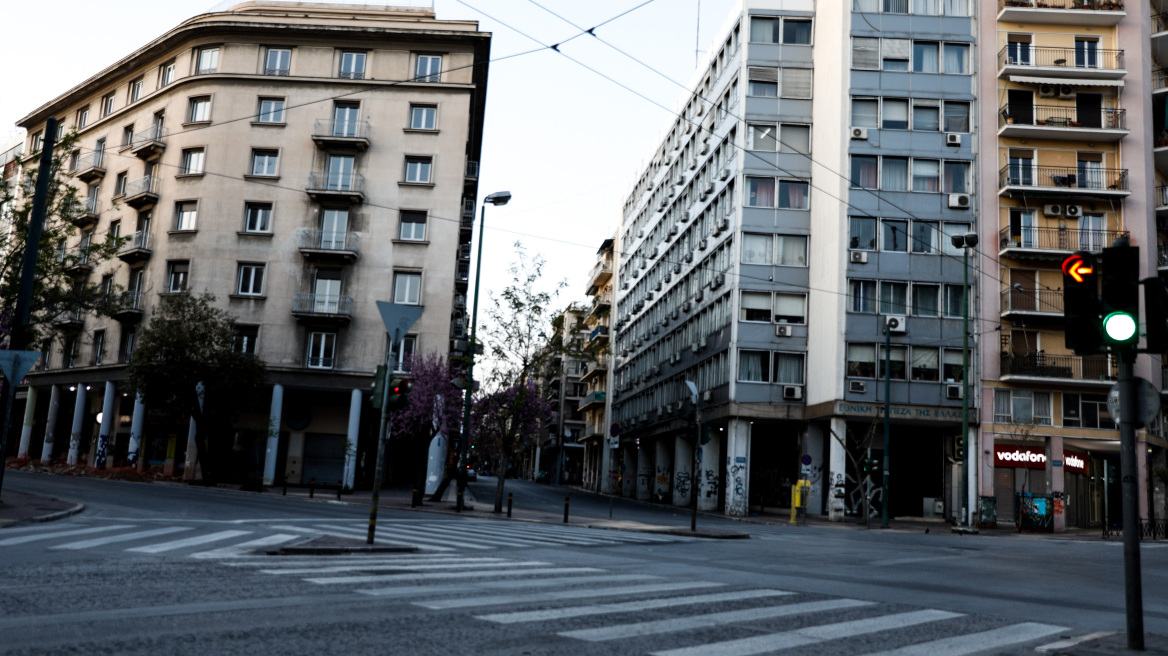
213, 552, 1072, 656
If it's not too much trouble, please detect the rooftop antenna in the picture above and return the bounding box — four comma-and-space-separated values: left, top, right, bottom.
694, 0, 701, 69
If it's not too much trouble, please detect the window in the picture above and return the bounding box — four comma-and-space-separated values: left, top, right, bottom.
778, 180, 808, 209
943, 161, 970, 194
943, 101, 970, 132
775, 235, 807, 266
416, 54, 442, 82
181, 148, 205, 175
779, 125, 810, 154
994, 390, 1051, 425
404, 157, 432, 183
879, 281, 908, 314
390, 335, 417, 373
942, 224, 971, 255
882, 220, 908, 251
251, 149, 279, 176
853, 38, 880, 70
339, 51, 366, 79
64, 338, 77, 369
121, 125, 134, 147
748, 68, 778, 97
101, 93, 116, 117
913, 101, 940, 131
943, 284, 964, 317
883, 39, 910, 71
913, 41, 939, 73
748, 123, 777, 151
743, 233, 772, 264
882, 157, 908, 191
244, 202, 272, 233
912, 222, 938, 254
852, 98, 879, 127
399, 210, 427, 241
75, 107, 89, 129
92, 330, 105, 366
780, 68, 812, 99
944, 0, 967, 15
774, 293, 806, 324
749, 17, 780, 43
128, 78, 143, 103
160, 60, 176, 87
740, 291, 771, 322
847, 344, 876, 377
188, 96, 211, 123
912, 284, 939, 316
942, 350, 963, 382
234, 325, 259, 355
913, 0, 939, 14
944, 43, 969, 74
120, 328, 136, 363
884, 0, 908, 13
850, 280, 876, 313
912, 159, 940, 192
196, 47, 219, 75
911, 347, 939, 381
782, 19, 812, 45
883, 98, 909, 129
167, 261, 189, 292
257, 97, 285, 123
393, 272, 421, 304
774, 353, 805, 385
174, 201, 197, 231
307, 332, 337, 369
237, 263, 265, 296
410, 105, 437, 130
1063, 393, 1114, 429
738, 350, 769, 382
114, 172, 127, 196
850, 217, 877, 250
746, 177, 775, 207
265, 48, 291, 75
879, 345, 907, 380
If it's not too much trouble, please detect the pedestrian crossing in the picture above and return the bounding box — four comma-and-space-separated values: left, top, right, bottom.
211, 552, 1073, 656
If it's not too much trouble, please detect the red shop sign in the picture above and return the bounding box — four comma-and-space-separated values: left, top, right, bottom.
994, 444, 1046, 470
1063, 449, 1089, 475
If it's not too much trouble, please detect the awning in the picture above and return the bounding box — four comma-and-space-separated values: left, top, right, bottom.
1008, 75, 1124, 87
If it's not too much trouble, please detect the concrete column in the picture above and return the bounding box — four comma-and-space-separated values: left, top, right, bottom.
966, 424, 978, 526
426, 434, 446, 494
17, 386, 38, 459
697, 434, 720, 512
725, 419, 750, 517
636, 441, 653, 501
600, 439, 618, 495
653, 438, 672, 502
126, 392, 146, 469
672, 435, 693, 507
40, 385, 59, 463
66, 385, 87, 465
1050, 435, 1066, 533
343, 388, 361, 490
1138, 436, 1149, 520
621, 444, 636, 497
533, 445, 542, 479
262, 384, 283, 485
94, 381, 116, 470
182, 415, 198, 481
827, 416, 848, 521
979, 429, 995, 498
804, 422, 827, 514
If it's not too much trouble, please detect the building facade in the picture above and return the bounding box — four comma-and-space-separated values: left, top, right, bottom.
536, 305, 588, 484
579, 238, 615, 492
9, 1, 489, 488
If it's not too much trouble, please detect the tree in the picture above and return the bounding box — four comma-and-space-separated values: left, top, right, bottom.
472, 382, 553, 511
388, 352, 462, 499
125, 292, 267, 484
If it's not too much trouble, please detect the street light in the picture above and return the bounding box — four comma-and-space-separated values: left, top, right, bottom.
457, 190, 512, 510
950, 231, 978, 530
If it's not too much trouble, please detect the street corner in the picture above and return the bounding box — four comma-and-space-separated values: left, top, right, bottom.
0, 488, 84, 528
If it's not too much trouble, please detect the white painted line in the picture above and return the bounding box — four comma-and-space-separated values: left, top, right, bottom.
358, 574, 659, 598
264, 524, 452, 552
418, 581, 724, 610
126, 530, 252, 554
0, 525, 134, 546
224, 555, 495, 568
307, 566, 603, 585
860, 622, 1068, 655
478, 589, 793, 625
1036, 631, 1114, 653
52, 527, 193, 550
315, 523, 497, 550
463, 524, 620, 545
189, 534, 302, 559
407, 524, 576, 547
516, 523, 680, 543
262, 559, 542, 575
650, 610, 963, 656
561, 598, 875, 642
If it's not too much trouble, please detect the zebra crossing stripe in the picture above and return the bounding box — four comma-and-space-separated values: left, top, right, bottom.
430, 522, 621, 546
856, 622, 1067, 656
477, 589, 793, 624
265, 524, 453, 552
417, 581, 724, 610
224, 555, 488, 568
189, 534, 302, 559
0, 525, 134, 546
261, 558, 538, 576
52, 526, 193, 550
406, 523, 590, 547
650, 609, 963, 656
126, 530, 252, 554
560, 598, 875, 642
316, 523, 499, 550
306, 566, 603, 585
512, 522, 681, 543
357, 574, 659, 599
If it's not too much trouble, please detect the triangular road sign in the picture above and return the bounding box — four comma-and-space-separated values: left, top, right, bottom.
376, 302, 424, 343
0, 350, 42, 385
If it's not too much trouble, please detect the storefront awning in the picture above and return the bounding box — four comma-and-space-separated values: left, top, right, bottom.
1008, 75, 1124, 87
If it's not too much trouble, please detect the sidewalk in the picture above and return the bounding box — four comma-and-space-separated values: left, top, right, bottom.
0, 489, 84, 528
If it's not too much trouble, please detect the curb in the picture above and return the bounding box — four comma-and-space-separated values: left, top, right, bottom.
269, 545, 420, 555
4, 502, 86, 529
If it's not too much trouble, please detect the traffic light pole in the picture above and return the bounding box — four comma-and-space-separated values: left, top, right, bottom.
691, 405, 701, 532
367, 347, 394, 545
960, 243, 971, 528
880, 323, 891, 529
1116, 348, 1145, 650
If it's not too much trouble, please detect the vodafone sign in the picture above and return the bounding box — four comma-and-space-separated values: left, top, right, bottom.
995, 444, 1090, 475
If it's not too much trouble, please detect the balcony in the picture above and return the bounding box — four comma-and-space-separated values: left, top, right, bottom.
587, 291, 612, 321
292, 293, 353, 326
129, 124, 167, 159
998, 45, 1125, 80
588, 325, 610, 345
54, 308, 84, 329
1000, 288, 1063, 320
64, 249, 93, 275
1159, 245, 1168, 272
306, 172, 365, 204
578, 390, 606, 412
112, 291, 145, 323
117, 231, 153, 264
585, 261, 613, 295
456, 261, 470, 287
998, 226, 1126, 258
71, 197, 100, 230
997, 0, 1126, 26
1158, 185, 1168, 220
1000, 352, 1115, 386
997, 165, 1129, 199
998, 104, 1126, 141
123, 175, 160, 209
311, 119, 370, 151
298, 229, 359, 263
72, 151, 105, 182
580, 360, 608, 384
465, 161, 479, 180
1153, 14, 1168, 66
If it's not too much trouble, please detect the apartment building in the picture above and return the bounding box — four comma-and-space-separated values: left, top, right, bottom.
536, 305, 589, 484
579, 238, 616, 492
10, 1, 489, 488
611, 0, 978, 518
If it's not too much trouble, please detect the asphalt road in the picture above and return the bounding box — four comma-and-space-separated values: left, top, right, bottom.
1, 470, 1165, 655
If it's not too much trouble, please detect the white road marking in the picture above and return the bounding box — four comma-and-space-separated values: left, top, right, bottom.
264, 524, 453, 552
224, 555, 492, 568
1036, 631, 1115, 652
417, 581, 724, 610
262, 559, 544, 576
126, 530, 252, 554
306, 566, 603, 585
0, 525, 134, 546
52, 526, 193, 550
477, 589, 793, 624
189, 534, 302, 559
357, 574, 659, 598
858, 622, 1067, 655
315, 523, 495, 550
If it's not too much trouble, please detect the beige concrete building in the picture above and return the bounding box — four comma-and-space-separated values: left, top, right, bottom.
11, 1, 490, 488
579, 237, 615, 493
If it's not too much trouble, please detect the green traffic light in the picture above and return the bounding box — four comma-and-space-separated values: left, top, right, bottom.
1102, 311, 1137, 342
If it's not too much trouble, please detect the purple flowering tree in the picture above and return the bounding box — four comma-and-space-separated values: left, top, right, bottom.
472, 382, 554, 512
387, 352, 463, 495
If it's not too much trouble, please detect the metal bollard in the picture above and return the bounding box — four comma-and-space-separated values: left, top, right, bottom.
282, 477, 287, 496
309, 478, 315, 498
337, 480, 343, 500
456, 490, 463, 512
507, 492, 513, 518
563, 496, 570, 523
411, 488, 419, 508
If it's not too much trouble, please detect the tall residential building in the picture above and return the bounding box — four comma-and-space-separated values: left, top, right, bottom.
612, 0, 978, 519
10, 1, 490, 488
580, 237, 616, 492
536, 305, 589, 484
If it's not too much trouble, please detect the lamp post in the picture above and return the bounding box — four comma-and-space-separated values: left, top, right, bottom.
950, 231, 978, 529
458, 191, 512, 509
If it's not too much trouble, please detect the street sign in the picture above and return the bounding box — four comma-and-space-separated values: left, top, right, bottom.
0, 350, 41, 385
801, 454, 813, 466
1107, 378, 1161, 427
610, 422, 620, 438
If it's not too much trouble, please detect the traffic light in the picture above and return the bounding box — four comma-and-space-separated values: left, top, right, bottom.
1100, 242, 1139, 348
386, 376, 412, 410
1062, 252, 1101, 355
370, 365, 387, 409
1143, 277, 1168, 354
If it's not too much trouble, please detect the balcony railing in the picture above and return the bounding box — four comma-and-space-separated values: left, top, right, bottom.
1000, 0, 1124, 9
465, 161, 479, 179
123, 174, 160, 199
578, 390, 606, 410
293, 293, 353, 316
264, 66, 290, 76
131, 124, 167, 148
1156, 70, 1168, 91
1000, 352, 1115, 382
306, 172, 365, 194
998, 225, 1126, 252
73, 150, 104, 173
998, 164, 1128, 192
117, 230, 152, 254
998, 45, 1124, 71
299, 229, 359, 253
313, 119, 370, 140
1155, 12, 1168, 33
999, 104, 1125, 130
999, 288, 1064, 315
1159, 185, 1168, 208
588, 325, 610, 342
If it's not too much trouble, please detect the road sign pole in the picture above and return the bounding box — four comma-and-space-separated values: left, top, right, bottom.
1116, 349, 1145, 650
367, 339, 395, 545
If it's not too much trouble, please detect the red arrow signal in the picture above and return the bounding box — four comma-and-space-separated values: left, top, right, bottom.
1062, 255, 1093, 283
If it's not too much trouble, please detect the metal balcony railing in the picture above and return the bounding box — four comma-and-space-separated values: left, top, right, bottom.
307, 356, 335, 369
74, 150, 104, 172
1158, 185, 1168, 207
1155, 12, 1168, 33
1156, 70, 1168, 91
465, 161, 479, 179
79, 197, 100, 216
1159, 245, 1168, 268
117, 231, 152, 253
1000, 352, 1115, 381
997, 45, 1124, 71
998, 226, 1126, 252
313, 119, 369, 139
306, 172, 365, 193
578, 390, 606, 410
588, 325, 611, 342
300, 229, 359, 252
1000, 0, 1124, 10
998, 104, 1126, 130
264, 66, 290, 76
132, 124, 167, 147
293, 293, 353, 316
998, 164, 1128, 191
999, 288, 1063, 314
118, 291, 144, 311
123, 175, 160, 198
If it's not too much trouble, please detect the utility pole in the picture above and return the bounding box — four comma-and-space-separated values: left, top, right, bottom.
1116, 348, 1144, 650
880, 321, 891, 529
685, 380, 700, 532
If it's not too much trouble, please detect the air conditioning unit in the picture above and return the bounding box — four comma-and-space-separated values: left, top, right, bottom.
651, 325, 659, 334
945, 133, 962, 147
783, 385, 804, 401
704, 183, 714, 195
1038, 84, 1058, 98
689, 158, 697, 170
713, 273, 725, 288
669, 225, 679, 236
776, 325, 793, 337
685, 253, 694, 263
700, 142, 709, 155
660, 317, 669, 327
719, 168, 729, 181
699, 238, 708, 250
673, 263, 681, 274
885, 315, 907, 334
700, 336, 708, 349
655, 281, 663, 291
621, 282, 629, 290
674, 174, 684, 186
664, 273, 673, 284
645, 291, 654, 301
1065, 205, 1083, 218
702, 390, 712, 402
672, 309, 679, 320
691, 343, 700, 353
638, 229, 645, 238
695, 289, 705, 302
850, 127, 869, 140
849, 380, 868, 394
946, 384, 963, 400
1059, 85, 1076, 99
850, 251, 868, 264
948, 194, 971, 210
716, 218, 729, 232
1044, 204, 1063, 217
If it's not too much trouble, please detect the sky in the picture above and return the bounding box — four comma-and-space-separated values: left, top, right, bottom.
0, 0, 739, 329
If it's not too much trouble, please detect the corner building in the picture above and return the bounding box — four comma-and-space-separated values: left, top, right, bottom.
12, 1, 489, 488
612, 0, 978, 519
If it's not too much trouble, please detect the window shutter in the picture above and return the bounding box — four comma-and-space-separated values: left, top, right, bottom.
884, 39, 911, 60
781, 68, 812, 99
914, 98, 941, 107
748, 66, 778, 83
853, 38, 880, 70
